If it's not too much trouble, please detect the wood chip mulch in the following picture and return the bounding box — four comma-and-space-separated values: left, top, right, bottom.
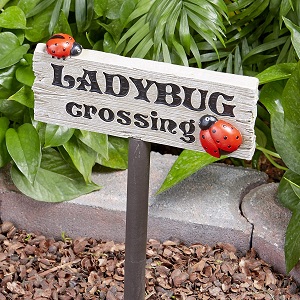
0, 221, 299, 300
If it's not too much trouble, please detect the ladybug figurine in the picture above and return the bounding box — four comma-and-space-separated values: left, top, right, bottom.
46, 33, 82, 59
199, 115, 242, 158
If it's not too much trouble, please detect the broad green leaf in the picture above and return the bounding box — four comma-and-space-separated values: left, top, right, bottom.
6, 123, 41, 183
11, 148, 101, 202
54, 11, 72, 36
284, 210, 300, 273
96, 136, 128, 169
0, 6, 26, 29
179, 8, 190, 53
281, 61, 300, 125
44, 124, 75, 147
63, 135, 97, 183
8, 85, 34, 108
0, 65, 18, 90
0, 98, 26, 122
15, 54, 35, 87
259, 81, 285, 115
256, 63, 297, 84
271, 110, 300, 175
157, 150, 221, 194
279, 170, 300, 211
75, 130, 109, 160
120, 0, 137, 25
105, 0, 124, 19
283, 17, 300, 59
94, 0, 107, 16
0, 32, 29, 69
0, 117, 10, 167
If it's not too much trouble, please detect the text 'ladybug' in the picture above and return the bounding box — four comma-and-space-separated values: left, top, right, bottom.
199, 115, 242, 158
46, 33, 82, 59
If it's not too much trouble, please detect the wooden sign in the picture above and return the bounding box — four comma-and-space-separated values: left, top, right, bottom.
33, 43, 259, 159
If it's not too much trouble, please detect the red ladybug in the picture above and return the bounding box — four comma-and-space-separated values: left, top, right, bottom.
199, 115, 242, 158
46, 33, 82, 59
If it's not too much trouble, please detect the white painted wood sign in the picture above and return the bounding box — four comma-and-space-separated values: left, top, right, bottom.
33, 43, 259, 159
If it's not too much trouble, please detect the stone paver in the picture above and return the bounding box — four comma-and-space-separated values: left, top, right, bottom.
242, 183, 300, 283
0, 152, 267, 256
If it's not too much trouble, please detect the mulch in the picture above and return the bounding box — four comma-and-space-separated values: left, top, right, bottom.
0, 221, 299, 300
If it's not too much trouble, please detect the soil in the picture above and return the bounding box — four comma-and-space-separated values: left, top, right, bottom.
0, 221, 299, 300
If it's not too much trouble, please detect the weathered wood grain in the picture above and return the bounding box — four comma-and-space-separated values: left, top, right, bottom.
33, 43, 259, 159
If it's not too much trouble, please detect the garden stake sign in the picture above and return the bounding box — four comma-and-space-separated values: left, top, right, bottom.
33, 37, 259, 299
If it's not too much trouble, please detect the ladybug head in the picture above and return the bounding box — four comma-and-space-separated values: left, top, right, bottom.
199, 115, 218, 130
70, 42, 82, 56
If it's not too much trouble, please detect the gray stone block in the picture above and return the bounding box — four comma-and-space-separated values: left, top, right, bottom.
0, 152, 267, 256
242, 183, 300, 282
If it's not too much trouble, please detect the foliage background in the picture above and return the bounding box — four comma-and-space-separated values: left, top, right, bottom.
0, 0, 300, 273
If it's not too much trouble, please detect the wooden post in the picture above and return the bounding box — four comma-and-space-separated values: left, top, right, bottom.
124, 138, 151, 300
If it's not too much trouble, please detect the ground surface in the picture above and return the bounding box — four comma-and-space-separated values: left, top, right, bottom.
0, 221, 299, 300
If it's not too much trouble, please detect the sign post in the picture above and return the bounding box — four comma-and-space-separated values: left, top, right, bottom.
32, 43, 259, 299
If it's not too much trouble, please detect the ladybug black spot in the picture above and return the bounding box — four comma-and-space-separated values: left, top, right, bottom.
202, 135, 205, 139
54, 43, 58, 46
214, 150, 218, 153
52, 50, 55, 53
224, 136, 228, 140
222, 124, 227, 128
216, 140, 220, 143
66, 41, 69, 44
228, 145, 232, 148
236, 136, 239, 139
204, 147, 208, 150
231, 127, 234, 129
212, 129, 216, 133
63, 48, 66, 51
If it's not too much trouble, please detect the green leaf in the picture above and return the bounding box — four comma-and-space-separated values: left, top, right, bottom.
279, 170, 300, 211
281, 61, 300, 125
16, 55, 35, 87
96, 136, 128, 169
49, 0, 62, 34
283, 17, 300, 59
0, 117, 10, 167
75, 0, 86, 32
284, 210, 300, 273
0, 6, 27, 29
255, 127, 267, 148
0, 32, 29, 69
8, 85, 34, 108
94, 0, 107, 17
75, 130, 109, 160
44, 124, 75, 147
18, 0, 41, 15
0, 98, 26, 122
63, 135, 97, 183
179, 8, 190, 53
256, 63, 297, 84
157, 150, 221, 194
11, 148, 101, 202
0, 65, 18, 90
25, 0, 55, 18
6, 123, 41, 184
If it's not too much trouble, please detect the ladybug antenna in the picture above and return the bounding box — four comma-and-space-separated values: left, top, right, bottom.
199, 115, 218, 130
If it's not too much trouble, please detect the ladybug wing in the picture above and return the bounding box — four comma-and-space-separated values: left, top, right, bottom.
199, 129, 220, 158
209, 121, 242, 153
46, 34, 74, 58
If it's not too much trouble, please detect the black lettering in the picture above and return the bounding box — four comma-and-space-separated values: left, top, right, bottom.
130, 78, 154, 102
104, 73, 129, 97
150, 111, 158, 130
154, 82, 182, 107
117, 110, 131, 125
179, 120, 195, 143
51, 64, 75, 89
83, 104, 97, 119
77, 69, 102, 93
208, 92, 235, 117
98, 108, 114, 122
182, 87, 207, 111
66, 102, 82, 117
134, 113, 149, 128
159, 118, 177, 134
